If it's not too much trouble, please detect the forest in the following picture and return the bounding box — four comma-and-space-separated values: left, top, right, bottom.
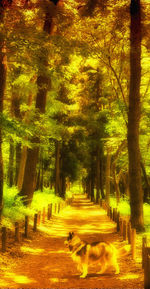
0, 0, 150, 237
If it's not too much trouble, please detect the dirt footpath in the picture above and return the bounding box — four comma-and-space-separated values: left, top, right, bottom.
0, 194, 144, 288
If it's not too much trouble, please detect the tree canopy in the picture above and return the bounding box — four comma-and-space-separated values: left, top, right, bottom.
0, 0, 150, 231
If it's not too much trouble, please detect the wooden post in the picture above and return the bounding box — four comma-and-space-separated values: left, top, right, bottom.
131, 228, 136, 259
144, 247, 150, 289
2, 227, 7, 252
15, 222, 20, 242
110, 207, 112, 219
33, 214, 38, 232
107, 205, 110, 217
47, 204, 50, 220
38, 211, 41, 225
115, 209, 118, 222
117, 212, 120, 232
58, 203, 60, 214
55, 203, 57, 214
42, 207, 46, 223
128, 222, 132, 244
25, 216, 29, 238
48, 204, 52, 220
142, 237, 147, 269
113, 208, 116, 221
123, 220, 128, 241
119, 217, 123, 236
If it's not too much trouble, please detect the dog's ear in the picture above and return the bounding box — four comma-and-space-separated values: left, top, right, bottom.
68, 232, 74, 239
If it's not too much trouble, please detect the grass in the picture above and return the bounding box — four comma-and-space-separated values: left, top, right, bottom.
109, 195, 150, 236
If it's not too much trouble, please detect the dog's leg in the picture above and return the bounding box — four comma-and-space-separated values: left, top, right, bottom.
98, 262, 107, 275
80, 244, 90, 278
77, 263, 82, 273
80, 263, 88, 278
114, 261, 120, 274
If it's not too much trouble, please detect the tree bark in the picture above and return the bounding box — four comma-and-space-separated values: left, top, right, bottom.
96, 145, 100, 203
90, 153, 95, 202
55, 140, 61, 195
7, 138, 14, 187
19, 1, 61, 204
105, 147, 111, 205
128, 0, 144, 231
17, 94, 32, 191
100, 145, 105, 199
0, 1, 7, 218
15, 142, 21, 185
140, 161, 150, 202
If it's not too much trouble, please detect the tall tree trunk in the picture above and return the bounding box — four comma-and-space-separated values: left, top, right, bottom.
0, 1, 7, 218
11, 91, 22, 186
105, 147, 111, 205
140, 161, 150, 202
17, 94, 32, 191
100, 145, 105, 199
90, 154, 95, 202
128, 0, 144, 231
15, 143, 21, 185
112, 164, 120, 205
19, 1, 61, 205
55, 140, 61, 195
7, 138, 14, 187
96, 145, 100, 203
40, 149, 44, 192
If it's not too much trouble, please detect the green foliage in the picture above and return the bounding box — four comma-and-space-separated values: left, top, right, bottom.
31, 188, 63, 212
2, 185, 34, 228
1, 185, 64, 228
69, 183, 83, 196
110, 196, 130, 216
110, 196, 150, 234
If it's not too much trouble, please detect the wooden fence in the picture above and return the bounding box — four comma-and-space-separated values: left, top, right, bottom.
0, 198, 72, 253
99, 199, 149, 289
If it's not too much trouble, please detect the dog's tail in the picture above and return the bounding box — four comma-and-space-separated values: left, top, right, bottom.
117, 244, 131, 257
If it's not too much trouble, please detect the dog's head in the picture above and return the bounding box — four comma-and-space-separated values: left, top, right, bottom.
64, 232, 74, 247
64, 232, 81, 251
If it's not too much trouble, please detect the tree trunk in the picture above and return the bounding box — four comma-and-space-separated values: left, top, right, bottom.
17, 94, 32, 191
55, 140, 61, 195
19, 1, 61, 205
90, 154, 95, 202
96, 145, 100, 203
40, 151, 44, 192
15, 143, 21, 185
128, 0, 144, 231
7, 138, 14, 187
0, 2, 7, 218
100, 145, 105, 199
36, 168, 40, 191
140, 161, 150, 202
105, 147, 111, 205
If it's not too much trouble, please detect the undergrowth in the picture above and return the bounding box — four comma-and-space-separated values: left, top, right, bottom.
1, 184, 64, 228
110, 195, 150, 236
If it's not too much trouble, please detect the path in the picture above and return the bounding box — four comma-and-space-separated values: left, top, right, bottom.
0, 194, 144, 288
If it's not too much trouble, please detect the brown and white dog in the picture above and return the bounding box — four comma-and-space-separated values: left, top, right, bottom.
65, 232, 130, 278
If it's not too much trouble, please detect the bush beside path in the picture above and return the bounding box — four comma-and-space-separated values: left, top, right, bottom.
0, 194, 144, 288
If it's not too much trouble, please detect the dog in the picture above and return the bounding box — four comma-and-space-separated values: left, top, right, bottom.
65, 232, 130, 278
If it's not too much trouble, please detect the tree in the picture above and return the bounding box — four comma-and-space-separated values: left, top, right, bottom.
127, 0, 144, 231
19, 0, 62, 205
0, 0, 12, 218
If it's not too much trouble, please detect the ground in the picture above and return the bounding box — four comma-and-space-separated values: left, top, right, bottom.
0, 194, 144, 288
